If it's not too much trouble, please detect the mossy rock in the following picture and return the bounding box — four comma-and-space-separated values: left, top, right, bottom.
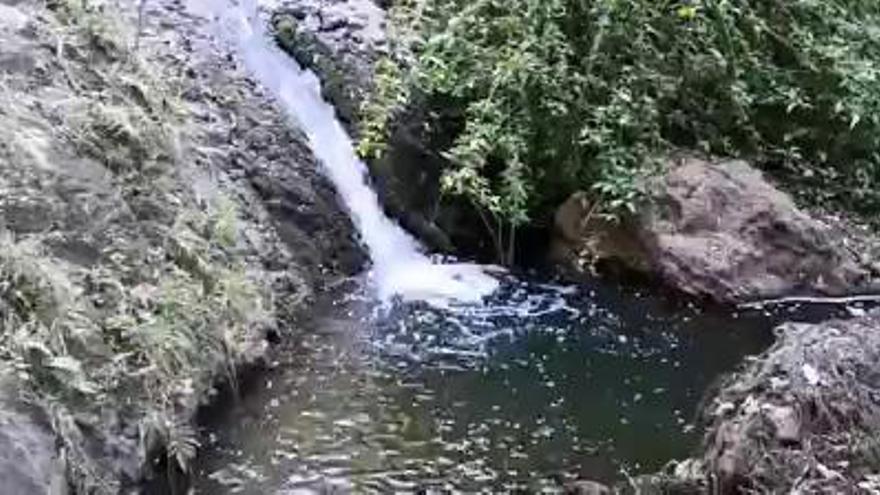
272, 13, 368, 128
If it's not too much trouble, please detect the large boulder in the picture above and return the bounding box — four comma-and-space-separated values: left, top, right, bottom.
552, 156, 870, 303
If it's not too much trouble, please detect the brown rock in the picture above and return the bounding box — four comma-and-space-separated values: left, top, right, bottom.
552, 156, 869, 303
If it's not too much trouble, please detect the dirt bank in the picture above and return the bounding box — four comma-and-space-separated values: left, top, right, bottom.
0, 0, 361, 492
621, 311, 880, 494
700, 311, 880, 492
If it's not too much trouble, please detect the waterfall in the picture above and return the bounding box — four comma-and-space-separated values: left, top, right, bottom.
206, 0, 498, 305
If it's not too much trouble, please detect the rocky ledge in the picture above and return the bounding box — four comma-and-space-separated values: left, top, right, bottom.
270, 0, 471, 253
553, 155, 875, 303
272, 0, 388, 130
646, 311, 880, 493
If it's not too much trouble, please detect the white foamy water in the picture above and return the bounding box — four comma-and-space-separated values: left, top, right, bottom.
196, 0, 498, 305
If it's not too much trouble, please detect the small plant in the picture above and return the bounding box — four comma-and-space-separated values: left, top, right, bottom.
50, 0, 129, 59
211, 196, 239, 249
357, 57, 410, 160
0, 236, 72, 325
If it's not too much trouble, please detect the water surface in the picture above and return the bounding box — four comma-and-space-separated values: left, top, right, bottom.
194, 276, 778, 493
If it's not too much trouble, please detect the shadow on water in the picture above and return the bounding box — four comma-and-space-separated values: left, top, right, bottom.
191, 272, 857, 493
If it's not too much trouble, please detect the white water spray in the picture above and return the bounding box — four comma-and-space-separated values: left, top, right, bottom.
200, 0, 498, 305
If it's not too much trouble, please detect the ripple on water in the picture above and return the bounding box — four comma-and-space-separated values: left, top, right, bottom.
194, 276, 777, 493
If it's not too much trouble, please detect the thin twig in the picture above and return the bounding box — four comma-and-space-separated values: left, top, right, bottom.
134, 0, 147, 53
739, 294, 880, 309
472, 199, 504, 263
506, 221, 516, 265
581, 192, 603, 227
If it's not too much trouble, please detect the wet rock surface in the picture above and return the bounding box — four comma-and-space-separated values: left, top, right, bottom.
269, 0, 480, 255
157, 0, 366, 281
553, 156, 871, 303
272, 0, 388, 128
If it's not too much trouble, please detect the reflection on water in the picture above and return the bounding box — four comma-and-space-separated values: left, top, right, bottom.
193, 275, 790, 493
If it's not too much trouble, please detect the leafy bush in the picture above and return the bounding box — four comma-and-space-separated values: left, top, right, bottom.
367, 0, 880, 252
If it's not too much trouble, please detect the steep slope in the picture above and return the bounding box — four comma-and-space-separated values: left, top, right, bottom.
0, 0, 361, 491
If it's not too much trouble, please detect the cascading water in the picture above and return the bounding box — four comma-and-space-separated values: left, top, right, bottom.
213, 0, 498, 305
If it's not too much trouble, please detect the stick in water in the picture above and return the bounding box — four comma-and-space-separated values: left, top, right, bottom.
740, 294, 880, 309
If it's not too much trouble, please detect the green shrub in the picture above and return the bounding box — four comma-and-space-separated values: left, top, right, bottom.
366, 0, 880, 254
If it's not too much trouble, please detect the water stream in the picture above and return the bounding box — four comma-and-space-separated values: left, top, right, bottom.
184, 1, 813, 492
201, 0, 497, 306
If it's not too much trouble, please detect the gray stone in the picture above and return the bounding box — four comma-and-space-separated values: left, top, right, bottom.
763, 404, 800, 444
0, 378, 66, 495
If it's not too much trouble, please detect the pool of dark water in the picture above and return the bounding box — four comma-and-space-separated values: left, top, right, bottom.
192, 274, 847, 493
